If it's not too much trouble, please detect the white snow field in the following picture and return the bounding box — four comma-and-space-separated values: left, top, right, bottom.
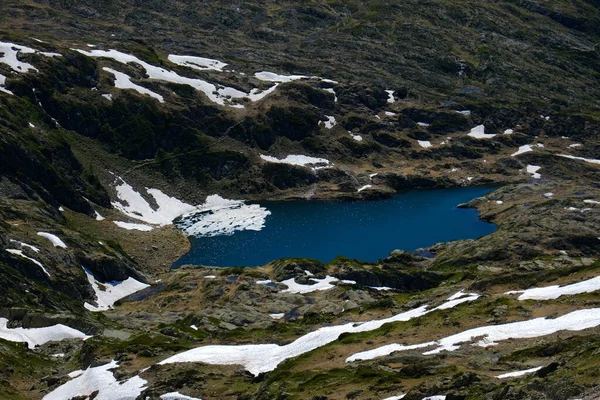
505, 275, 600, 300
43, 360, 147, 400
467, 125, 495, 139
157, 291, 479, 375
0, 317, 90, 349
347, 307, 600, 362
496, 366, 543, 379
83, 267, 150, 312
36, 232, 67, 248
0, 41, 61, 94
168, 54, 227, 71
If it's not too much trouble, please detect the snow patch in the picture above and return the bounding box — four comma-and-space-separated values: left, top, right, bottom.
468, 125, 495, 139
526, 165, 541, 179
418, 140, 432, 148
113, 221, 154, 231
103, 67, 164, 102
417, 122, 430, 127
83, 267, 150, 312
9, 239, 40, 253
36, 232, 67, 248
385, 89, 395, 103
505, 275, 600, 300
168, 54, 227, 72
323, 88, 337, 102
161, 392, 203, 400
270, 313, 285, 320
0, 317, 89, 349
5, 249, 50, 277
94, 211, 105, 221
158, 291, 479, 375
347, 308, 600, 361
568, 143, 582, 148
559, 154, 600, 165
358, 185, 372, 192
254, 71, 307, 82
260, 154, 330, 170
322, 115, 336, 129
350, 133, 363, 141
496, 366, 543, 379
503, 129, 514, 135
43, 360, 147, 400
512, 145, 533, 157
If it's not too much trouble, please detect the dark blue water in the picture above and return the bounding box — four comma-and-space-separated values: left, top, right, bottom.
172, 186, 497, 267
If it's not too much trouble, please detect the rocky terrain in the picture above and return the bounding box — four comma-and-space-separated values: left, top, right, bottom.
0, 1, 599, 399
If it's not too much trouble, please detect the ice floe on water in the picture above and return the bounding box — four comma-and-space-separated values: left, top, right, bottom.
526, 165, 541, 179
43, 360, 146, 400
83, 267, 150, 312
505, 275, 600, 300
5, 249, 50, 277
260, 154, 330, 169
418, 140, 432, 148
559, 154, 600, 165
103, 67, 164, 102
158, 291, 479, 375
168, 54, 227, 72
347, 307, 600, 362
0, 317, 89, 349
496, 366, 542, 379
468, 125, 495, 139
37, 232, 67, 248
176, 195, 271, 238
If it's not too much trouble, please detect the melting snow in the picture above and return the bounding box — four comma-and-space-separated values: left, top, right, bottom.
385, 111, 397, 116
280, 276, 341, 294
468, 125, 495, 139
526, 165, 541, 179
347, 307, 600, 361
5, 249, 50, 277
270, 313, 285, 320
568, 143, 582, 148
496, 366, 542, 379
512, 145, 533, 156
382, 395, 406, 400
418, 140, 432, 148
83, 267, 150, 312
584, 199, 600, 205
43, 360, 146, 400
102, 93, 113, 101
456, 110, 471, 116
158, 292, 479, 375
36, 232, 67, 248
417, 122, 430, 127
503, 129, 514, 135
168, 54, 227, 72
358, 185, 372, 192
94, 211, 105, 221
350, 133, 363, 141
0, 317, 89, 349
505, 275, 600, 300
9, 239, 40, 253
0, 41, 49, 72
559, 154, 600, 165
176, 195, 271, 238
0, 73, 13, 95
103, 67, 164, 102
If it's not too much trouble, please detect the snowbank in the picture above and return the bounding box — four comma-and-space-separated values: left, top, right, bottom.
83, 267, 150, 312
468, 125, 495, 139
0, 318, 90, 349
36, 232, 67, 248
505, 275, 600, 300
168, 54, 227, 71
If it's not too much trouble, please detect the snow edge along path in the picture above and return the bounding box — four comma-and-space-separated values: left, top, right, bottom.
157, 291, 480, 375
